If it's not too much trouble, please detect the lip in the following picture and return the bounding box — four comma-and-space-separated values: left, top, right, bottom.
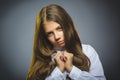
57, 41, 64, 45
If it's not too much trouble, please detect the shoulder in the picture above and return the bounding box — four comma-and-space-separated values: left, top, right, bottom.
82, 44, 95, 51
82, 44, 99, 59
82, 44, 105, 76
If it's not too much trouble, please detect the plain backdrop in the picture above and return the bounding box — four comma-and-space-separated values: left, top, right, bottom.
0, 0, 120, 80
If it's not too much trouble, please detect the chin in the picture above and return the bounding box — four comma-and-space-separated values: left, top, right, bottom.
59, 44, 65, 48
54, 43, 65, 48
55, 45, 64, 48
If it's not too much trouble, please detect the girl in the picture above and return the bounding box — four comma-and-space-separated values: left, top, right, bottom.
26, 4, 106, 80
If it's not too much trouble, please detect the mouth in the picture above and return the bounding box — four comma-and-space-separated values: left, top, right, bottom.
57, 41, 64, 45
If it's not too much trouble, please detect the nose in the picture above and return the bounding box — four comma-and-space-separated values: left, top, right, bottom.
54, 32, 60, 41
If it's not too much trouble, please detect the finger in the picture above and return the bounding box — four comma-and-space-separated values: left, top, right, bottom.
55, 52, 63, 61
52, 53, 56, 58
63, 51, 69, 56
51, 53, 56, 64
60, 56, 64, 61
57, 51, 63, 54
55, 51, 61, 57
63, 56, 67, 62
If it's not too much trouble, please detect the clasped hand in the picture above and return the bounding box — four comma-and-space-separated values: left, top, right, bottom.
53, 51, 73, 73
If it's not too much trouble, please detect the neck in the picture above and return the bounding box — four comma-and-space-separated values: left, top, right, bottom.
53, 46, 65, 51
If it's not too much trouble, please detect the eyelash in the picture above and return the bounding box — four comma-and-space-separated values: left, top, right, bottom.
47, 32, 53, 37
46, 26, 63, 37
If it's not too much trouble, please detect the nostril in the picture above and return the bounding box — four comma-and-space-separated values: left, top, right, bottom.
55, 38, 60, 41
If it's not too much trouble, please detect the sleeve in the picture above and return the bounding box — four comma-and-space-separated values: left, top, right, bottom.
68, 45, 106, 80
45, 67, 65, 80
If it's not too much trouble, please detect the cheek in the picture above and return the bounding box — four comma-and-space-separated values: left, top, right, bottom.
61, 32, 64, 39
58, 31, 64, 37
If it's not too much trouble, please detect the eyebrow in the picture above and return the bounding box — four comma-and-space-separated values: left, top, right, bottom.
45, 25, 62, 34
56, 25, 62, 29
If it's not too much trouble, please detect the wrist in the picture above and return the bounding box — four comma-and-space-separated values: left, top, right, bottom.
58, 66, 64, 72
67, 65, 73, 73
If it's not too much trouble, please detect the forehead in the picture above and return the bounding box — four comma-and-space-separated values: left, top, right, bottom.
43, 21, 60, 32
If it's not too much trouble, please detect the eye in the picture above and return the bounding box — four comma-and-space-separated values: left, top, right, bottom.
46, 32, 53, 37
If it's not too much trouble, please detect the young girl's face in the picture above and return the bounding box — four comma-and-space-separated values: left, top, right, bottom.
44, 21, 65, 48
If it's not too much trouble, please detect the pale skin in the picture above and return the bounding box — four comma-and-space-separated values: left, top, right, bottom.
44, 21, 73, 73
54, 51, 73, 73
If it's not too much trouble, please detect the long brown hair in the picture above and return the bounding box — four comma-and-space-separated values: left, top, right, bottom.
26, 4, 90, 80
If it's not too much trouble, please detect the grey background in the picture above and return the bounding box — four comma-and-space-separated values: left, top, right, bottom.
0, 0, 120, 80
